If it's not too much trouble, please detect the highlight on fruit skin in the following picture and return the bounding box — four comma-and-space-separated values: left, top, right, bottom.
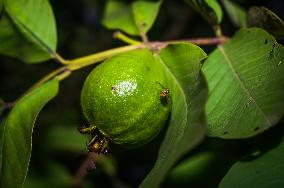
80, 49, 171, 155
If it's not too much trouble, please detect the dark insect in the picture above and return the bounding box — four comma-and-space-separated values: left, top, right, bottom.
156, 82, 170, 102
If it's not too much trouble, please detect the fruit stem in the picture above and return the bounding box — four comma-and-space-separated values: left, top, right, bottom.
53, 53, 69, 64
113, 31, 142, 45
67, 44, 145, 71
214, 25, 223, 38
140, 30, 149, 44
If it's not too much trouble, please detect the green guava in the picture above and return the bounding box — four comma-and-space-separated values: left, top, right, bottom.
81, 49, 171, 149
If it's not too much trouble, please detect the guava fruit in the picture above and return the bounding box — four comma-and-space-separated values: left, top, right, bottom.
80, 49, 171, 154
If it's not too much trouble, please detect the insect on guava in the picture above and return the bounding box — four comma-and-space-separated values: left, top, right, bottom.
156, 82, 170, 102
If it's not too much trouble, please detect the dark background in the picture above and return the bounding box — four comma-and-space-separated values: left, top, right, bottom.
0, 0, 283, 187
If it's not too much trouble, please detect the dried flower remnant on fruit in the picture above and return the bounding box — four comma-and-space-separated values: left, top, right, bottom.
78, 125, 111, 155
111, 86, 118, 91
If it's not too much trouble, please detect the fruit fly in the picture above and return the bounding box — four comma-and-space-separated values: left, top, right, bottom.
156, 82, 170, 102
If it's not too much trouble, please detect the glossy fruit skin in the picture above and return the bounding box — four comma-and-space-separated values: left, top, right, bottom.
81, 49, 170, 148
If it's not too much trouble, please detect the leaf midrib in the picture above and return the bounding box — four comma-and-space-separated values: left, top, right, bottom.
156, 54, 188, 118
141, 54, 189, 188
219, 46, 272, 127
5, 5, 55, 56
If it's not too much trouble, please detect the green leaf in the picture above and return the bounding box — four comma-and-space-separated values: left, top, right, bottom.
0, 14, 54, 63
222, 0, 247, 28
219, 136, 284, 188
102, 0, 162, 36
140, 43, 208, 187
24, 162, 72, 188
0, 0, 57, 63
166, 149, 236, 187
247, 6, 284, 39
0, 0, 3, 13
102, 0, 139, 35
185, 0, 223, 25
0, 79, 59, 188
168, 151, 218, 181
0, 119, 5, 173
131, 0, 162, 34
203, 28, 284, 139
45, 126, 87, 153
5, 0, 57, 52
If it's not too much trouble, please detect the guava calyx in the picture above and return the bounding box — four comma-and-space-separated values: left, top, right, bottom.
78, 125, 111, 155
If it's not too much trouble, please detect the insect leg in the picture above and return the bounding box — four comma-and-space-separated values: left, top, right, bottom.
155, 81, 164, 88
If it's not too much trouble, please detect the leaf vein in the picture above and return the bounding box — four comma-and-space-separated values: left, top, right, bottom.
219, 46, 272, 127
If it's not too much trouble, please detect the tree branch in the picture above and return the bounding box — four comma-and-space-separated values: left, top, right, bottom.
11, 36, 228, 105
150, 36, 228, 50
113, 31, 141, 45
72, 152, 99, 187
66, 36, 228, 71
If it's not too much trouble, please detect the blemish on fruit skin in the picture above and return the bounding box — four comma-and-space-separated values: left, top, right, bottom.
246, 97, 253, 108
112, 86, 118, 91
269, 42, 277, 57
